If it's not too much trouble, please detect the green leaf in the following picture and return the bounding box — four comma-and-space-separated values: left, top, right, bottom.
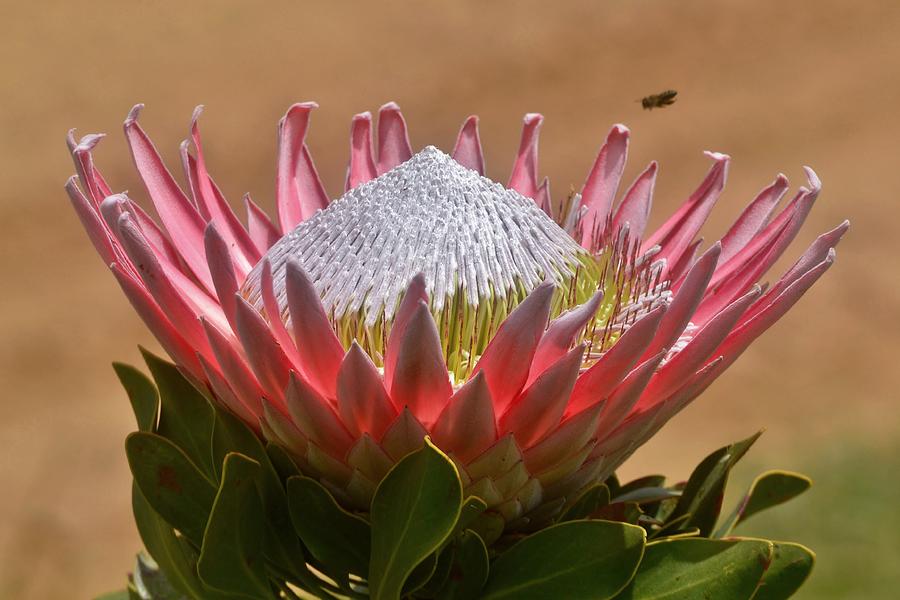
212, 407, 308, 580
132, 482, 232, 600
197, 453, 271, 599
402, 552, 438, 596
142, 349, 216, 477
265, 443, 302, 482
668, 431, 762, 536
452, 496, 488, 537
617, 475, 666, 496
613, 487, 680, 505
417, 545, 455, 598
126, 432, 217, 546
132, 552, 190, 599
436, 530, 489, 600
559, 483, 610, 522
113, 362, 158, 432
716, 471, 812, 537
481, 520, 646, 600
751, 542, 815, 600
287, 476, 371, 577
368, 438, 463, 600
615, 538, 773, 600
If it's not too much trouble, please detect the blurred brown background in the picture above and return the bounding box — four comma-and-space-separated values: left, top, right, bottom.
1, 0, 898, 597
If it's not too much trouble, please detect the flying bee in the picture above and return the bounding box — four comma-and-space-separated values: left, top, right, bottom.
640, 89, 678, 110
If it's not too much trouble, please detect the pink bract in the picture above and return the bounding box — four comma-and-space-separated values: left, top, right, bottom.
66, 102, 846, 532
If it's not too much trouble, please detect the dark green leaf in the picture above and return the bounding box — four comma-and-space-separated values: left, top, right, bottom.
126, 432, 216, 546
559, 483, 610, 522
197, 453, 270, 599
594, 502, 644, 525
436, 530, 489, 600
668, 431, 762, 536
417, 545, 455, 598
287, 476, 370, 577
617, 475, 666, 496
613, 487, 681, 505
402, 552, 438, 596
467, 511, 505, 547
132, 482, 231, 600
615, 538, 773, 600
716, 471, 812, 538
213, 407, 308, 580
751, 542, 814, 600
481, 520, 646, 600
132, 552, 189, 599
114, 362, 158, 432
452, 496, 488, 537
265, 443, 302, 482
142, 349, 215, 477
368, 438, 463, 600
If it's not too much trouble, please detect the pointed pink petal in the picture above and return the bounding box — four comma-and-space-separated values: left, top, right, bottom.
499, 344, 584, 448
452, 116, 485, 175
244, 193, 281, 254
646, 152, 730, 277
337, 342, 398, 439
639, 286, 760, 409
276, 102, 328, 232
384, 274, 428, 391
611, 161, 657, 241
641, 244, 720, 361
110, 264, 204, 379
472, 282, 554, 414
567, 305, 665, 416
259, 260, 303, 369
286, 373, 354, 457
667, 238, 705, 287
124, 198, 182, 269
66, 176, 116, 265
744, 221, 848, 324
716, 250, 836, 371
711, 169, 820, 289
719, 174, 789, 263
376, 102, 413, 173
286, 260, 345, 399
115, 213, 213, 359
233, 295, 294, 405
188, 107, 259, 274
431, 371, 497, 463
201, 318, 265, 416
123, 105, 213, 292
524, 402, 604, 474
197, 354, 261, 426
579, 124, 629, 250
204, 223, 239, 332
70, 133, 108, 206
346, 112, 378, 191
389, 301, 452, 425
508, 113, 543, 199
528, 289, 603, 386
595, 352, 665, 440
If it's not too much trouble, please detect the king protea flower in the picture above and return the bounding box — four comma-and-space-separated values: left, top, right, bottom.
66, 102, 846, 532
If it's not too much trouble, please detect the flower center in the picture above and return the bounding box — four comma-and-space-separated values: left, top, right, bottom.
241, 146, 668, 381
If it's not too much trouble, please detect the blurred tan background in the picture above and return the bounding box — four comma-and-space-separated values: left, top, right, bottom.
1, 0, 898, 597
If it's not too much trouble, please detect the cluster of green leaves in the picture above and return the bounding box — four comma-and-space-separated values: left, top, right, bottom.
100, 351, 815, 600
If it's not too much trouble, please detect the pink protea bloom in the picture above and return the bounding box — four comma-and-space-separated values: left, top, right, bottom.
66, 102, 846, 532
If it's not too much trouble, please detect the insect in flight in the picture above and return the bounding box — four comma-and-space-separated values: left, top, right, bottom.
640, 90, 678, 110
